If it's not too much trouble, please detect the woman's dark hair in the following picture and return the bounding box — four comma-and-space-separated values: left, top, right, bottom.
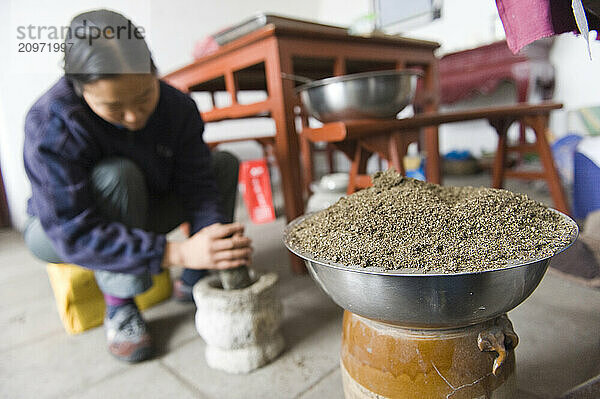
64, 9, 157, 96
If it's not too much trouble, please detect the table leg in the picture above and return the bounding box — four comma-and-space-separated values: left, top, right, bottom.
326, 143, 337, 173
348, 145, 370, 195
422, 58, 441, 184
423, 126, 441, 184
266, 49, 307, 274
523, 115, 571, 215
489, 117, 512, 189
300, 134, 314, 193
388, 133, 407, 175
388, 131, 420, 176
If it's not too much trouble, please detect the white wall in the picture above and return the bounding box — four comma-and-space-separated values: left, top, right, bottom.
549, 32, 600, 133
401, 0, 505, 55
0, 0, 369, 230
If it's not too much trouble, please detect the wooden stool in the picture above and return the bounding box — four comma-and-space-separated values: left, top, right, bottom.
46, 264, 172, 334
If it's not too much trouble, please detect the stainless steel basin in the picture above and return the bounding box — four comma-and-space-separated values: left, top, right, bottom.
297, 69, 421, 123
283, 211, 578, 328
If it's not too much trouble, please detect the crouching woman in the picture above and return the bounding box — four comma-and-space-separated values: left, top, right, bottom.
23, 9, 252, 362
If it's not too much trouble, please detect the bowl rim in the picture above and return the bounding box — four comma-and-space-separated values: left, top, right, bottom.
282, 209, 579, 277
295, 69, 423, 93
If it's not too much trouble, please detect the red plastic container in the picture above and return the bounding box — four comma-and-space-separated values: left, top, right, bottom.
238, 159, 276, 224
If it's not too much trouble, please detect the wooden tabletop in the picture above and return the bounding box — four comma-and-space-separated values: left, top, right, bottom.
302, 102, 563, 143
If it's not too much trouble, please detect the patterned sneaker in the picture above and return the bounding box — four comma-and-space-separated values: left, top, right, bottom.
104, 303, 152, 363
172, 278, 194, 303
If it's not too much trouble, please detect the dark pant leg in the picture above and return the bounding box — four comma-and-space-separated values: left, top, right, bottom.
24, 158, 154, 298
211, 151, 240, 223
180, 151, 240, 286
145, 151, 239, 233
90, 158, 156, 297
23, 218, 63, 263
90, 158, 149, 229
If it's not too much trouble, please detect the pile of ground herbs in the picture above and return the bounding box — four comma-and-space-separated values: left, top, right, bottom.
287, 170, 577, 273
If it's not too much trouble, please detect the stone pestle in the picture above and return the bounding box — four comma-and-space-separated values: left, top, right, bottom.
218, 265, 253, 290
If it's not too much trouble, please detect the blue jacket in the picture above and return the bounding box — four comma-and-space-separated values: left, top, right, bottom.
24, 77, 224, 275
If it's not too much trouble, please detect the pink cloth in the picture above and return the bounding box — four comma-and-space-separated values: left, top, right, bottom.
496, 0, 600, 53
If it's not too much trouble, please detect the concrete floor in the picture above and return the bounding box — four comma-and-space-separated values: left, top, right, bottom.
1, 173, 599, 398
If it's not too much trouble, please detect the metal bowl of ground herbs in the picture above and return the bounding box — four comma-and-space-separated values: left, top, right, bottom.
283, 170, 578, 328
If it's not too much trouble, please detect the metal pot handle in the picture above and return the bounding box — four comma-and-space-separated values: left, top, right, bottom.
477, 315, 519, 376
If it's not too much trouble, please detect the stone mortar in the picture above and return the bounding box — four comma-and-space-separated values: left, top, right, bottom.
193, 272, 284, 373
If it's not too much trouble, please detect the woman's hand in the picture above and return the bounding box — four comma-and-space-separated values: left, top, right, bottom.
162, 222, 253, 270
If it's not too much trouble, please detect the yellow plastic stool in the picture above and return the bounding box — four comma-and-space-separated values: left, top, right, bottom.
46, 263, 172, 334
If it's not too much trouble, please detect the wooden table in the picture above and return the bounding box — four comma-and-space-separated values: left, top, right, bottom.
163, 17, 440, 273
302, 102, 570, 215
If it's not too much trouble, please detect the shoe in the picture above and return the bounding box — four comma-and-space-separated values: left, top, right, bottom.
173, 278, 194, 303
104, 303, 153, 363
